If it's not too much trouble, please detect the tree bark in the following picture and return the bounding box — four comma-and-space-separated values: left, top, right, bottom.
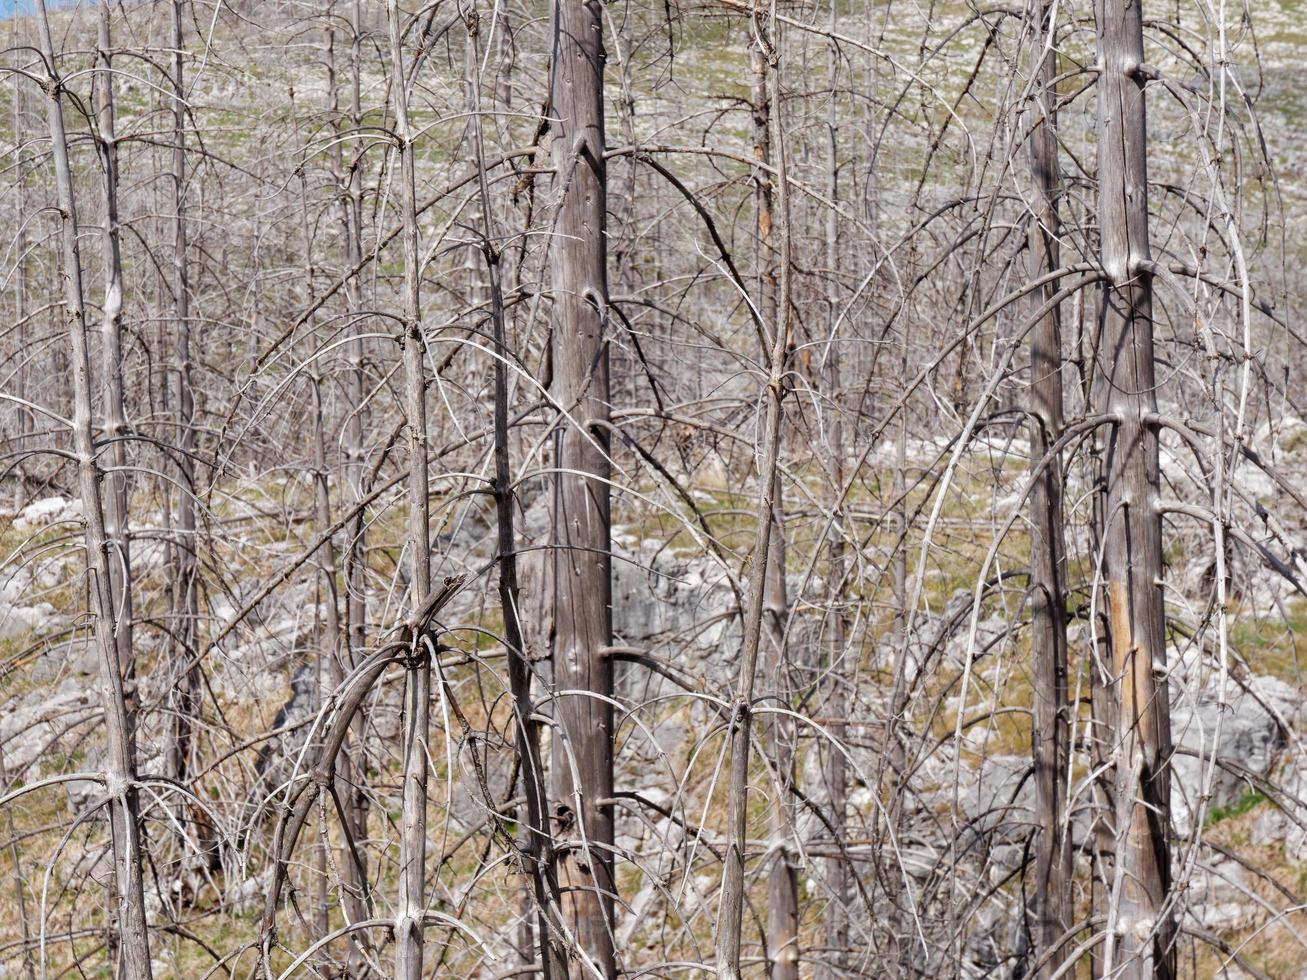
467, 11, 567, 976
1024, 3, 1073, 974
10, 31, 31, 499
386, 3, 433, 976
717, 13, 794, 979
96, 0, 134, 762
547, 0, 616, 974
751, 33, 799, 980
1093, 0, 1174, 974
34, 2, 152, 974
323, 17, 373, 967
166, 0, 201, 797
818, 12, 849, 976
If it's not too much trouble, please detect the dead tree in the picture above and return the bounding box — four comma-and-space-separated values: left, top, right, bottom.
94, 0, 133, 743
323, 12, 373, 965
818, 7, 849, 976
34, 1, 152, 974
165, 0, 201, 796
749, 23, 799, 980
717, 9, 795, 978
9, 22, 31, 498
386, 1, 434, 976
1093, 0, 1174, 974
547, 0, 617, 974
1024, 1, 1072, 974
466, 7, 567, 975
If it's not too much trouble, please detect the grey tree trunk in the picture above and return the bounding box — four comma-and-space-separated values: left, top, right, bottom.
1093, 0, 1174, 975
818, 13, 849, 976
1024, 3, 1073, 974
322, 20, 372, 967
34, 2, 152, 974
547, 0, 616, 974
386, 3, 433, 976
717, 13, 794, 979
751, 35, 799, 980
10, 28, 31, 499
96, 0, 133, 752
166, 0, 201, 794
467, 13, 567, 976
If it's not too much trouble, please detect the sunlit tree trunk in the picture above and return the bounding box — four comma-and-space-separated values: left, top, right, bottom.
717, 11, 794, 979
386, 2, 433, 976
35, 1, 152, 974
95, 0, 133, 760
466, 11, 567, 975
1093, 0, 1174, 974
166, 0, 201, 795
1024, 2, 1073, 974
751, 31, 799, 980
818, 9, 849, 975
9, 32, 31, 501
547, 0, 616, 974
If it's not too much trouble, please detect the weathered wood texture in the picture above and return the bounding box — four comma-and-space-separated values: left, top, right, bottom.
548, 0, 617, 975
1093, 0, 1175, 974
1025, 2, 1073, 975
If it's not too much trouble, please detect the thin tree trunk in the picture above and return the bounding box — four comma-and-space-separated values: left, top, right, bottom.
1024, 3, 1073, 974
96, 0, 134, 753
10, 41, 31, 501
386, 3, 432, 976
166, 0, 200, 794
717, 12, 793, 979
751, 34, 799, 980
338, 3, 374, 897
466, 14, 567, 976
310, 370, 337, 953
34, 3, 152, 974
322, 26, 373, 965
818, 12, 849, 975
1093, 0, 1174, 975
547, 0, 616, 974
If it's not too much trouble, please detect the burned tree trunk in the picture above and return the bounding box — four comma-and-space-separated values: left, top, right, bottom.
751, 33, 799, 980
95, 0, 133, 754
1093, 0, 1174, 975
386, 1, 434, 976
818, 11, 849, 976
547, 0, 616, 974
164, 0, 202, 807
467, 11, 566, 975
717, 12, 795, 979
1024, 2, 1072, 974
322, 17, 372, 965
35, 1, 152, 974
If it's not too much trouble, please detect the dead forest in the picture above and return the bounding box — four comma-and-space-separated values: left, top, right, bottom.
3, 0, 1307, 976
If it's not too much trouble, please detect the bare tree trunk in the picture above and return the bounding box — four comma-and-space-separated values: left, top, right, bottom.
10, 41, 31, 501
310, 372, 333, 951
386, 3, 432, 976
465, 12, 567, 976
322, 19, 373, 968
818, 12, 849, 975
339, 1, 368, 666
166, 0, 200, 794
751, 34, 799, 980
1093, 0, 1174, 975
547, 0, 616, 974
1024, 3, 1073, 974
34, 3, 152, 974
337, 4, 374, 898
717, 12, 794, 979
96, 0, 134, 754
